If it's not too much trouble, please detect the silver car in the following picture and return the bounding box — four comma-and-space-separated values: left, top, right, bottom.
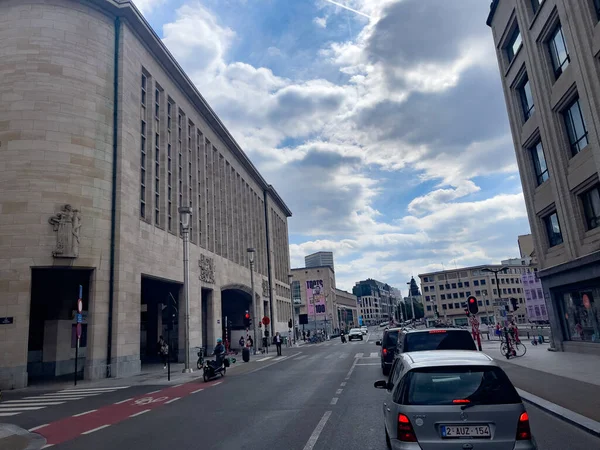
374, 350, 536, 450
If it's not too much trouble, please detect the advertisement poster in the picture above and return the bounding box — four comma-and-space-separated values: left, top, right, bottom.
306, 279, 326, 316
521, 271, 548, 321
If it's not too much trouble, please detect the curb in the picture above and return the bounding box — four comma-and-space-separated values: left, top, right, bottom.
516, 388, 600, 438
0, 424, 47, 450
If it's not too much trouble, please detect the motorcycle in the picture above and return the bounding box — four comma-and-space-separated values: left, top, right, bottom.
340, 333, 347, 344
203, 353, 233, 382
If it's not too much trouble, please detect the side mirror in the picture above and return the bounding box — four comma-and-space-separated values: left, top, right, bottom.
375, 340, 381, 346
373, 380, 387, 389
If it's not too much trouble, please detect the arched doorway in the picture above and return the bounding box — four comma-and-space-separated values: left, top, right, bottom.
221, 285, 252, 350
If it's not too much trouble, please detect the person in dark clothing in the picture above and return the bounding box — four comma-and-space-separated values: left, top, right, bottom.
212, 338, 226, 369
157, 336, 168, 369
274, 332, 283, 356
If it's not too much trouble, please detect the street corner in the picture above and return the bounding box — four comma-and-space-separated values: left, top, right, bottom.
0, 423, 46, 450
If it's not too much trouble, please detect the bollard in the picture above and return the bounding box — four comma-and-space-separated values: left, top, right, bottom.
242, 347, 250, 363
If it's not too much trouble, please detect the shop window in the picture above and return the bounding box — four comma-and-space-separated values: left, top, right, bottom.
561, 290, 600, 342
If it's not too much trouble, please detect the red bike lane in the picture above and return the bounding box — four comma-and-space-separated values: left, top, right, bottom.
33, 379, 223, 447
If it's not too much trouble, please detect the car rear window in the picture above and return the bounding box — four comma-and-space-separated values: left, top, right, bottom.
404, 330, 477, 352
400, 366, 521, 406
382, 330, 398, 347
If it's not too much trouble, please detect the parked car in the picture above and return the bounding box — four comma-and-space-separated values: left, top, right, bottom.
374, 351, 536, 450
376, 327, 401, 375
348, 328, 363, 341
360, 325, 368, 335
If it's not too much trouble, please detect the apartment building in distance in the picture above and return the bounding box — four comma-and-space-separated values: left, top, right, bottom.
353, 279, 397, 325
419, 258, 536, 328
487, 0, 600, 354
304, 251, 335, 270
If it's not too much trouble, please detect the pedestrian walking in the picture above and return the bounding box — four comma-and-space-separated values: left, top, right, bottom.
157, 335, 168, 369
246, 335, 254, 349
239, 336, 245, 349
274, 332, 283, 356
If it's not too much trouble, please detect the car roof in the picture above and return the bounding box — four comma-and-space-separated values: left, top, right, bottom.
400, 350, 495, 369
404, 327, 469, 334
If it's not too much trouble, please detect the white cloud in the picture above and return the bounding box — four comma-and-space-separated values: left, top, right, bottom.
313, 16, 328, 28
131, 0, 165, 15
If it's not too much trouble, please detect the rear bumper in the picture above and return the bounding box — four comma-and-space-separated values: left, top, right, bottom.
390, 440, 422, 450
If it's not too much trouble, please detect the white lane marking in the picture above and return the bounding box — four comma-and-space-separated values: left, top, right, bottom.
73, 409, 97, 417
0, 412, 20, 417
293, 355, 308, 360
336, 389, 343, 395
257, 357, 273, 362
146, 390, 161, 395
42, 393, 99, 397
4, 399, 66, 404
41, 445, 54, 449
29, 424, 49, 432
212, 381, 223, 386
114, 398, 133, 405
273, 356, 286, 361
82, 424, 111, 434
129, 409, 151, 418
165, 397, 180, 404
302, 410, 332, 450
356, 363, 380, 366
338, 354, 347, 359
330, 398, 338, 405
171, 384, 184, 388
26, 396, 84, 401
354, 353, 364, 358
369, 352, 378, 358
340, 382, 346, 387
345, 357, 359, 380
249, 352, 302, 374
0, 407, 46, 411
60, 387, 128, 392
191, 388, 204, 394
1, 402, 63, 407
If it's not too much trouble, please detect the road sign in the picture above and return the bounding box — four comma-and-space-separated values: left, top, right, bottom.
76, 322, 82, 339
0, 317, 14, 325
262, 316, 270, 326
76, 313, 83, 323
493, 300, 508, 306
77, 299, 83, 313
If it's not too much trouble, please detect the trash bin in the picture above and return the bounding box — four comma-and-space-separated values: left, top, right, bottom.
242, 347, 250, 363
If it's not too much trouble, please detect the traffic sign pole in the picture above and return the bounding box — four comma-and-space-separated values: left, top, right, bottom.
74, 284, 83, 386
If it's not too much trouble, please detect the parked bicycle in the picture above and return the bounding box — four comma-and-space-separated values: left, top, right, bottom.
196, 347, 205, 370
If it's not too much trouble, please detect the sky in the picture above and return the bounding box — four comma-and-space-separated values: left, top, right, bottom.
134, 0, 531, 293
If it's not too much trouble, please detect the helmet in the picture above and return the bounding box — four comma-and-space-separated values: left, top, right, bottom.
216, 338, 222, 343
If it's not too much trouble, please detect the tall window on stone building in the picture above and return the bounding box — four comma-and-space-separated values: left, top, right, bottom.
197, 131, 204, 247
167, 100, 173, 232
518, 75, 534, 121
188, 121, 194, 241
506, 26, 522, 64
530, 141, 549, 185
140, 73, 148, 219
178, 112, 183, 235
154, 87, 161, 226
548, 24, 569, 79
563, 97, 588, 156
543, 212, 563, 247
581, 186, 600, 231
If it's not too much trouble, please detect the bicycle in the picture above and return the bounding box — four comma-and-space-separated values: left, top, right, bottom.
196, 347, 205, 370
500, 334, 526, 359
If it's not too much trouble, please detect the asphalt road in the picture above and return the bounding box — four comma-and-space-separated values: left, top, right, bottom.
3, 329, 599, 449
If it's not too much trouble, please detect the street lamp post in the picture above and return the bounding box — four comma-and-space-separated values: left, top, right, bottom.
482, 267, 508, 327
288, 274, 296, 345
178, 206, 193, 373
247, 248, 259, 354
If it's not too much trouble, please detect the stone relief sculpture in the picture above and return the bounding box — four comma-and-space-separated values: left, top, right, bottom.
262, 279, 269, 298
199, 254, 215, 284
48, 204, 81, 258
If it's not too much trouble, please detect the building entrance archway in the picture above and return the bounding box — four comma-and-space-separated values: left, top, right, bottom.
221, 287, 252, 350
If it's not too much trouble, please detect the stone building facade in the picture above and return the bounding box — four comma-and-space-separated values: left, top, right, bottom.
0, 0, 292, 389
487, 0, 600, 354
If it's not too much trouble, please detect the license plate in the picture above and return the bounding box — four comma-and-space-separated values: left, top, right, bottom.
441, 425, 491, 438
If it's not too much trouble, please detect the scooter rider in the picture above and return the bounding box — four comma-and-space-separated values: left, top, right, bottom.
211, 338, 226, 369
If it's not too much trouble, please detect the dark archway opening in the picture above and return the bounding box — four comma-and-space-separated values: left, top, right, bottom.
28, 268, 93, 385
221, 289, 251, 350
141, 276, 181, 365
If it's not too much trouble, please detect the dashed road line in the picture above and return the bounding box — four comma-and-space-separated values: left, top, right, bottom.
165, 397, 180, 404
330, 398, 338, 405
114, 398, 133, 405
336, 389, 343, 395
191, 388, 204, 394
340, 382, 346, 387
303, 411, 332, 450
356, 363, 380, 366
129, 409, 151, 418
146, 390, 162, 395
82, 424, 111, 435
29, 424, 49, 432
72, 409, 97, 417
345, 357, 359, 380
354, 353, 364, 358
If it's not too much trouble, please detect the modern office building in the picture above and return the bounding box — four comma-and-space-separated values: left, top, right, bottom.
304, 251, 334, 270
289, 266, 357, 335
419, 257, 537, 327
352, 279, 396, 325
0, 0, 292, 389
487, 0, 600, 354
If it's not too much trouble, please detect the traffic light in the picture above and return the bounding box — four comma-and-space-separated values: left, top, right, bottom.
510, 297, 519, 311
243, 311, 251, 328
288, 319, 293, 329
467, 296, 479, 315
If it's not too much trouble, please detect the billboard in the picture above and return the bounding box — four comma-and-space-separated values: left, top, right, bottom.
521, 271, 548, 321
306, 279, 326, 316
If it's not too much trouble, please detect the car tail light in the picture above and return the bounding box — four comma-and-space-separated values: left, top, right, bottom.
516, 412, 531, 440
428, 330, 447, 334
452, 399, 470, 404
382, 348, 387, 356
397, 414, 417, 442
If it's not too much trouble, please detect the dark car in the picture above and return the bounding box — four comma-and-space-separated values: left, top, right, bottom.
395, 328, 477, 356
375, 327, 401, 375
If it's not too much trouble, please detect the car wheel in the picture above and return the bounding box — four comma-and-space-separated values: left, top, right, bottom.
360, 336, 363, 340
385, 427, 392, 450
382, 365, 390, 376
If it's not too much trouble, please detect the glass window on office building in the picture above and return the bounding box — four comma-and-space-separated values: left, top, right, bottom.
531, 141, 549, 185
581, 186, 600, 231
564, 97, 589, 156
506, 26, 522, 63
561, 290, 600, 343
518, 76, 535, 121
549, 24, 569, 78
544, 212, 563, 247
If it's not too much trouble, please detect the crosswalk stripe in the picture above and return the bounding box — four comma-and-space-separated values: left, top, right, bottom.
293, 355, 308, 360
43, 392, 100, 397
369, 352, 378, 358
1, 402, 64, 407
59, 387, 128, 392
355, 353, 364, 358
25, 397, 84, 401
273, 356, 286, 361
4, 399, 65, 404
257, 356, 273, 362
0, 407, 46, 411
0, 412, 20, 417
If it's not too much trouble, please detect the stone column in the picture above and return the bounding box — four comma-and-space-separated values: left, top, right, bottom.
208, 289, 222, 345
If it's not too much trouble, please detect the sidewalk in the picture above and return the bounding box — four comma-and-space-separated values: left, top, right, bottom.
481, 339, 600, 436
0, 424, 45, 450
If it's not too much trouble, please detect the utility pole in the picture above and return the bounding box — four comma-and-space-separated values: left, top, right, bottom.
178, 206, 192, 373
248, 248, 259, 354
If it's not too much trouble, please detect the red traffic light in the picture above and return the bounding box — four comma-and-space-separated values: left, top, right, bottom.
245, 313, 250, 319
467, 296, 479, 315
469, 298, 475, 304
